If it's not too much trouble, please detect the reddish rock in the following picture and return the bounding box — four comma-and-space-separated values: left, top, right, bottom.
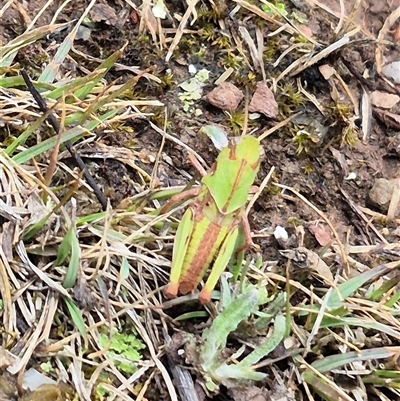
249, 82, 278, 119
205, 82, 244, 110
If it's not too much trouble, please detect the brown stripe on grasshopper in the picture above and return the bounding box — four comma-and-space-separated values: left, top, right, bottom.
178, 217, 229, 295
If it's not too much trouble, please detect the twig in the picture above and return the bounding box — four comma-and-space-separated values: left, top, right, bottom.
21, 70, 108, 210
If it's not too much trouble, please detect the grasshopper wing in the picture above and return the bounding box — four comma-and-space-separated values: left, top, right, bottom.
203, 136, 261, 214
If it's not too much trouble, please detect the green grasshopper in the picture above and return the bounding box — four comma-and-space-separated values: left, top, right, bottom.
162, 135, 261, 304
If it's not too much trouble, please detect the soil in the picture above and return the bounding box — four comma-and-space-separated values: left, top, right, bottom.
1, 0, 400, 400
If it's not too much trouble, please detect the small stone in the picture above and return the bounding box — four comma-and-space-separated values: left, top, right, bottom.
90, 3, 118, 25
204, 82, 244, 111
249, 82, 278, 119
370, 90, 400, 109
382, 61, 400, 84
369, 178, 399, 213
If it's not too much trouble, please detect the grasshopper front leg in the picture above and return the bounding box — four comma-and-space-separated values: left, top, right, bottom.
160, 155, 206, 214
160, 187, 200, 214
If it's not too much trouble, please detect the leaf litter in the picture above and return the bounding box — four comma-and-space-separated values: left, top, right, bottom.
1, 0, 400, 401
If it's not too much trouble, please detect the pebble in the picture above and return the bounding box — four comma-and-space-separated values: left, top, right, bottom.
369, 178, 399, 214
204, 82, 243, 110
249, 82, 279, 119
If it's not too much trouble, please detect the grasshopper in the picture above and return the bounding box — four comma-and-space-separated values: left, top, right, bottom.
162, 135, 261, 304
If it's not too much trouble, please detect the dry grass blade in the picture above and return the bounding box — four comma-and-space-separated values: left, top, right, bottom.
0, 22, 71, 67
126, 309, 178, 401
9, 292, 58, 376
376, 6, 400, 73
166, 0, 200, 62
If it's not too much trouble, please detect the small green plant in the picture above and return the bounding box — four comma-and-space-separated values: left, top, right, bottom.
277, 83, 305, 115
212, 35, 231, 49
194, 286, 286, 391
199, 23, 216, 41
224, 110, 245, 135
292, 129, 321, 155
221, 52, 243, 70
261, 2, 288, 17
178, 69, 210, 112
100, 329, 146, 375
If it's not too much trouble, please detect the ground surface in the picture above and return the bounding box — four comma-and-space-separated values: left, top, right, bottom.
1, 0, 400, 401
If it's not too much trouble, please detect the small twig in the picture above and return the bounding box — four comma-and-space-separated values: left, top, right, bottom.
21, 70, 108, 210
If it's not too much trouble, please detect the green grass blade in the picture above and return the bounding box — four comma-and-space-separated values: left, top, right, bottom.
63, 227, 80, 288
56, 226, 74, 265
12, 126, 86, 164
39, 32, 74, 83
325, 264, 393, 309
23, 216, 51, 240
74, 47, 125, 100
0, 75, 54, 90
76, 77, 140, 126
5, 108, 54, 156
303, 371, 349, 401
46, 69, 106, 100
64, 297, 87, 339
76, 212, 107, 226
311, 347, 400, 373
120, 257, 130, 280
67, 107, 123, 131
369, 277, 399, 302
319, 316, 400, 340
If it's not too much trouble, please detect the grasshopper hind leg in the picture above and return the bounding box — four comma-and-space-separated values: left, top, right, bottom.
199, 226, 239, 304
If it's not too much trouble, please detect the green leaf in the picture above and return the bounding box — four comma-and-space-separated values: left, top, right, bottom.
200, 124, 228, 150
0, 22, 71, 67
201, 288, 259, 368
120, 257, 130, 280
0, 76, 53, 89
100, 331, 146, 374
46, 69, 106, 100
56, 225, 74, 265
174, 311, 208, 321
303, 371, 347, 401
22, 216, 50, 240
12, 126, 86, 164
214, 363, 266, 382
64, 297, 86, 338
63, 226, 80, 288
325, 264, 393, 310
254, 292, 286, 332
39, 29, 74, 83
5, 109, 57, 156
310, 347, 400, 373
319, 316, 400, 340
203, 136, 260, 214
74, 47, 124, 100
240, 313, 286, 366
